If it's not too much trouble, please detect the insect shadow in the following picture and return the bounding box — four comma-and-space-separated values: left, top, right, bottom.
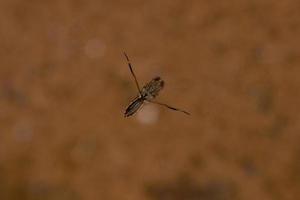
123, 52, 190, 117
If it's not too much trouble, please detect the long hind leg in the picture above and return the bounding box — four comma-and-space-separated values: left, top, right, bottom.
123, 52, 142, 95
147, 100, 190, 115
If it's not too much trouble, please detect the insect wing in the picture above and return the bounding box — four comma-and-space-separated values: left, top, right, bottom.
142, 77, 164, 99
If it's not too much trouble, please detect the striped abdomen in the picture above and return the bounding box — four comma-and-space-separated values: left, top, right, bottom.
124, 97, 144, 117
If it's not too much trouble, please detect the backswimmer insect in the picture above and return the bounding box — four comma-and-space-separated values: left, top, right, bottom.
123, 52, 190, 117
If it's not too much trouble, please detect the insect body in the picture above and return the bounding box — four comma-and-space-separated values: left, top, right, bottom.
124, 96, 144, 117
123, 53, 190, 117
125, 77, 164, 117
141, 76, 164, 99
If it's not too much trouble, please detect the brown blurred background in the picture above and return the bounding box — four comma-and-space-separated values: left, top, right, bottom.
0, 0, 300, 199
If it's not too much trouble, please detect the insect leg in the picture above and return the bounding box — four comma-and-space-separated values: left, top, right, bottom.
147, 100, 190, 115
123, 52, 142, 95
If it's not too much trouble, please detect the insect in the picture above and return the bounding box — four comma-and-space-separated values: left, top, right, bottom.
123, 52, 190, 117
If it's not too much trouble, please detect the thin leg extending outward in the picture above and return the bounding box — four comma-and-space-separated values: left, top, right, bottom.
123, 52, 142, 95
147, 100, 190, 115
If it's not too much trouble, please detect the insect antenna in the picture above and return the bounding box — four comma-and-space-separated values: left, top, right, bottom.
123, 52, 142, 95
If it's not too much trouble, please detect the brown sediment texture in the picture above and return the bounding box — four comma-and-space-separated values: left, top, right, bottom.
0, 0, 299, 199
